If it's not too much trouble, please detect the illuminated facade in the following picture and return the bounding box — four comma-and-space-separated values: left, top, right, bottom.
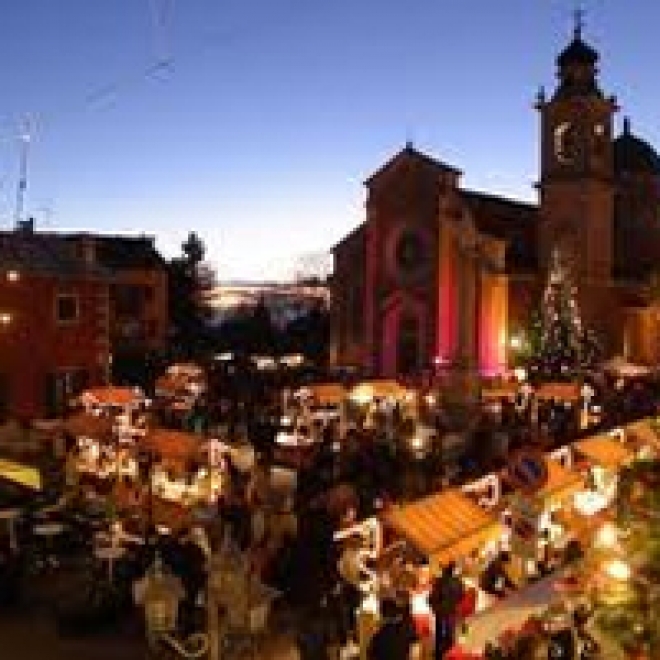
331, 24, 660, 378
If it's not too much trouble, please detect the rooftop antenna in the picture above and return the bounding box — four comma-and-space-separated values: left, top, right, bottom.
14, 117, 33, 228
147, 0, 176, 78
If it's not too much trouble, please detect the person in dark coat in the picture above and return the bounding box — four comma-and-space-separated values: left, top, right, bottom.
429, 562, 465, 659
479, 552, 516, 598
367, 598, 418, 660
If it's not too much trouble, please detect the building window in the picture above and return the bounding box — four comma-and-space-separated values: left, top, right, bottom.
56, 294, 79, 323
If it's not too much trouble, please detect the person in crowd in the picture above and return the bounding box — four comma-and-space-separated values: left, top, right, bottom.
479, 551, 516, 598
367, 598, 419, 660
536, 528, 556, 577
168, 526, 207, 635
429, 562, 465, 659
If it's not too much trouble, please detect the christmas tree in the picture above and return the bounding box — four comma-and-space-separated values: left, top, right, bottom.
528, 247, 601, 380
593, 459, 660, 657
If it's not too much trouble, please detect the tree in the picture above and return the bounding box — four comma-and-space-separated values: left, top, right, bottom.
527, 247, 601, 381
284, 300, 330, 365
167, 232, 214, 357
594, 459, 660, 657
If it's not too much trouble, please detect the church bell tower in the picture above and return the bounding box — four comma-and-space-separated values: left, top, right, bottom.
536, 13, 618, 330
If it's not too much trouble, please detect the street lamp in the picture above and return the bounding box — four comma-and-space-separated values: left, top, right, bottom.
140, 554, 209, 658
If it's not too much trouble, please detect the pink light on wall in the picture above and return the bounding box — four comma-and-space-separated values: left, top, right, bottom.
381, 294, 427, 377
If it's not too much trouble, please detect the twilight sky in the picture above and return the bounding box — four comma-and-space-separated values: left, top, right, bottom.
0, 1, 658, 281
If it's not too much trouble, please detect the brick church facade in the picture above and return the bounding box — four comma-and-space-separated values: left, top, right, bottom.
331, 24, 660, 379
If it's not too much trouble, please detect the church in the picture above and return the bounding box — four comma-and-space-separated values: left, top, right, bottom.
330, 21, 660, 380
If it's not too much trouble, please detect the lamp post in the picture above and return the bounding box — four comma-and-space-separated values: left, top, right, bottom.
140, 554, 209, 658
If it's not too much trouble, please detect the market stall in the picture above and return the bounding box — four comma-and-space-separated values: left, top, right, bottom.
349, 379, 412, 404
570, 435, 633, 517
574, 435, 633, 472
154, 363, 206, 412
499, 451, 584, 584
79, 386, 146, 413
534, 382, 581, 403
63, 411, 114, 443
295, 382, 346, 406
383, 488, 504, 573
623, 418, 660, 457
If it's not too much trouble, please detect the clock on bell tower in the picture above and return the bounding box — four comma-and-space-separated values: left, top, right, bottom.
536, 15, 617, 299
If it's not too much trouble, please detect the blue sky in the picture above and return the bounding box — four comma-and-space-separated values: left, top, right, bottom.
0, 1, 658, 281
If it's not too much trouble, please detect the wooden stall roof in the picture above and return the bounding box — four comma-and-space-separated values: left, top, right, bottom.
63, 412, 114, 440
481, 382, 519, 400
574, 436, 634, 469
81, 386, 143, 407
383, 489, 501, 567
539, 457, 584, 503
350, 379, 410, 401
0, 458, 41, 491
602, 356, 651, 378
624, 419, 660, 450
535, 382, 581, 401
143, 429, 201, 461
306, 383, 347, 405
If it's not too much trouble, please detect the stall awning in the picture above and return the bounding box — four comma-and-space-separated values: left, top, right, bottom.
350, 380, 410, 402
0, 458, 41, 490
81, 386, 144, 408
602, 356, 651, 378
143, 429, 201, 462
383, 489, 502, 568
535, 382, 581, 402
539, 457, 584, 505
303, 383, 346, 405
574, 436, 633, 469
481, 384, 518, 400
63, 412, 114, 440
624, 419, 660, 452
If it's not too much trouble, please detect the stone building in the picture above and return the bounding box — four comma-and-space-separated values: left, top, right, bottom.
331, 23, 660, 379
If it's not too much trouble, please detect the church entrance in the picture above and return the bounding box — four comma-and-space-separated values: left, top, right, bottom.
396, 314, 420, 376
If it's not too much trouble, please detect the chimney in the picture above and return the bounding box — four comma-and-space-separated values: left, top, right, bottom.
16, 217, 35, 233
80, 236, 96, 265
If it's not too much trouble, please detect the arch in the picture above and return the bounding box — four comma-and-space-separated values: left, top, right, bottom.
381, 294, 427, 377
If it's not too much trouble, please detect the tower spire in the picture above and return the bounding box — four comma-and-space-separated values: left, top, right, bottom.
573, 5, 585, 39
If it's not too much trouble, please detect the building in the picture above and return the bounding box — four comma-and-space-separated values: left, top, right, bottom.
0, 223, 111, 419
331, 22, 660, 379
65, 234, 169, 355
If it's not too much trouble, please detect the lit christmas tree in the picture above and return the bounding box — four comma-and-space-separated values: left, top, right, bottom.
593, 459, 660, 657
527, 247, 601, 380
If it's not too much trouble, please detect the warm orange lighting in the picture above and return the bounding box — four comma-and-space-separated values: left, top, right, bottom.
6, 270, 19, 282
604, 558, 631, 582
0, 312, 12, 325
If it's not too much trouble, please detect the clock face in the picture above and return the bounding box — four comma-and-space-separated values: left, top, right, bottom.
553, 121, 580, 163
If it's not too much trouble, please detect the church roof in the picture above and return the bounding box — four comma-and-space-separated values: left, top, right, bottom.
557, 33, 598, 68
462, 190, 538, 273
331, 221, 365, 254
364, 142, 461, 187
613, 118, 660, 176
